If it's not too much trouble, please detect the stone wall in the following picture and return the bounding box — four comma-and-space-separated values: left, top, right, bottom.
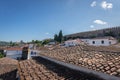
65, 26, 120, 39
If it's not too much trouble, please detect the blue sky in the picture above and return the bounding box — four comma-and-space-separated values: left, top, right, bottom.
0, 0, 120, 42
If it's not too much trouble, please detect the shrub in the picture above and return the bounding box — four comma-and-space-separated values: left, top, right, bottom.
0, 52, 4, 58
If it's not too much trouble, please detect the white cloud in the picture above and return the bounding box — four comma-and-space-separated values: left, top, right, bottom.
90, 25, 94, 28
101, 1, 113, 9
93, 20, 107, 25
45, 32, 50, 35
90, 25, 96, 31
91, 1, 97, 7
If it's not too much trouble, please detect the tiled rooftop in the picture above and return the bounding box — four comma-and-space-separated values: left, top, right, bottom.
5, 47, 22, 51
0, 57, 18, 75
40, 45, 120, 78
18, 57, 103, 80
0, 57, 18, 80
18, 59, 65, 80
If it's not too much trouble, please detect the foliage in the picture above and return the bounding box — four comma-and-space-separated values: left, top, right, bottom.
67, 37, 72, 40
20, 40, 24, 44
54, 34, 58, 41
9, 41, 13, 46
58, 30, 63, 43
118, 39, 120, 42
54, 30, 63, 43
36, 43, 42, 47
9, 41, 18, 47
32, 40, 35, 43
0, 52, 4, 58
104, 31, 115, 37
30, 40, 42, 46
42, 39, 50, 45
63, 36, 67, 41
0, 41, 9, 46
90, 35, 96, 38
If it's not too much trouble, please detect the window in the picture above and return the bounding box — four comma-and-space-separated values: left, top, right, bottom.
109, 41, 111, 44
101, 40, 104, 44
92, 41, 95, 44
31, 51, 33, 55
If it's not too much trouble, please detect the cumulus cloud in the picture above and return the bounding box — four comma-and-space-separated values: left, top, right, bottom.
91, 1, 97, 7
93, 20, 107, 25
101, 1, 113, 9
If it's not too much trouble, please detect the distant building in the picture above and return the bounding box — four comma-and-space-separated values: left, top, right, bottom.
64, 39, 82, 47
4, 47, 22, 60
81, 36, 117, 46
48, 40, 56, 45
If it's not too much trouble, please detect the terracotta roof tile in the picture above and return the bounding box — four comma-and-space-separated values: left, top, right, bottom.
0, 57, 18, 75
40, 45, 120, 77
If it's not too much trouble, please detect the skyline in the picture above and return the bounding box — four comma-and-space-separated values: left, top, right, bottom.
0, 0, 120, 42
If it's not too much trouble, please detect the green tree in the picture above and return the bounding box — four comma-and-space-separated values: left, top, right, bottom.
20, 40, 24, 44
54, 34, 58, 41
53, 30, 63, 43
35, 40, 39, 44
63, 36, 67, 41
36, 43, 42, 47
42, 39, 50, 45
32, 40, 35, 44
104, 31, 115, 37
0, 52, 4, 58
10, 41, 13, 46
58, 30, 63, 43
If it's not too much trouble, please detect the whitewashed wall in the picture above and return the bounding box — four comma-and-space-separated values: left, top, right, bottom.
81, 39, 90, 44
88, 39, 117, 46
65, 41, 78, 47
6, 50, 22, 59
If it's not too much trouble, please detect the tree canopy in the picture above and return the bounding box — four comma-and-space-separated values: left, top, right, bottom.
54, 30, 63, 43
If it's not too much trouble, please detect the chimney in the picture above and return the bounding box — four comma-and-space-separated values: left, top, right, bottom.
27, 48, 31, 59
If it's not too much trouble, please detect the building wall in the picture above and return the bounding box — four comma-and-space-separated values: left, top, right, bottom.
30, 50, 39, 57
88, 39, 117, 46
81, 39, 90, 44
65, 40, 80, 47
6, 50, 22, 59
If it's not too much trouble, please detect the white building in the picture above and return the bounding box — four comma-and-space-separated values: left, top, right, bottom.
64, 39, 82, 47
4, 47, 22, 59
30, 50, 39, 57
81, 39, 90, 44
82, 36, 117, 46
48, 41, 56, 45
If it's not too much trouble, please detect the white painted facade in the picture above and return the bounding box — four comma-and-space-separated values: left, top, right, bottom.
48, 42, 56, 45
5, 50, 22, 59
64, 39, 81, 47
30, 50, 39, 57
89, 39, 117, 46
81, 37, 117, 46
27, 49, 40, 59
81, 39, 90, 44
